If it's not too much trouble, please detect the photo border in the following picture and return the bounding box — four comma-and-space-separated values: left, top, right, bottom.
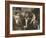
5, 1, 45, 37
10, 4, 42, 34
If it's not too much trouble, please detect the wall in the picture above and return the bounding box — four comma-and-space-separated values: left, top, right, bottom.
0, 0, 46, 38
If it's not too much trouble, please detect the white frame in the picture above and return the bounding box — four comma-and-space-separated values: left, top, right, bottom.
10, 4, 43, 34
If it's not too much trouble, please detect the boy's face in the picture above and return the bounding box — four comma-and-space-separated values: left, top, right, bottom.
25, 13, 29, 17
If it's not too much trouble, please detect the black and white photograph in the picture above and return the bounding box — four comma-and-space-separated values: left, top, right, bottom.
13, 7, 40, 30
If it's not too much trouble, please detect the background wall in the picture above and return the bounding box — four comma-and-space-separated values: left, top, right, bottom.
0, 0, 46, 38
